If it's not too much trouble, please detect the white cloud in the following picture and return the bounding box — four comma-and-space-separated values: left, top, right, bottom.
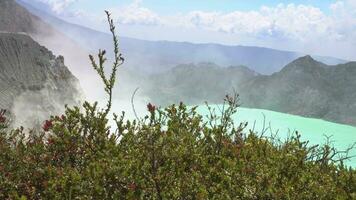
110, 0, 162, 26
181, 10, 271, 35
110, 2, 354, 43
174, 4, 336, 42
329, 1, 356, 41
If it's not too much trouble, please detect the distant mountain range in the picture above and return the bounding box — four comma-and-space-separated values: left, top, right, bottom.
18, 0, 347, 75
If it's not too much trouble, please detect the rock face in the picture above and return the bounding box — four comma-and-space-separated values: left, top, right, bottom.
1, 0, 91, 82
0, 32, 82, 127
0, 0, 84, 127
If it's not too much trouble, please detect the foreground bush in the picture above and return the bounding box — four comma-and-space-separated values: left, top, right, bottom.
1, 97, 356, 199
0, 12, 355, 199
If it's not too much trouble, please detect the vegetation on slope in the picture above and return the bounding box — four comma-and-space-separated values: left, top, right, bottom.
124, 56, 356, 126
0, 12, 355, 200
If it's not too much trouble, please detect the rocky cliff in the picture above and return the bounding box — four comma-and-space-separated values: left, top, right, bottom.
0, 32, 82, 127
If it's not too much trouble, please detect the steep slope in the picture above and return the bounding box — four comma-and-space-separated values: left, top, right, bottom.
0, 32, 82, 126
0, 0, 39, 33
1, 0, 90, 82
0, 0, 59, 36
0, 0, 103, 105
18, 0, 347, 75
240, 56, 331, 115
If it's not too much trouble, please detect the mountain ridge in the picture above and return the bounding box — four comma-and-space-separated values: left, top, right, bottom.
134, 56, 356, 126
240, 56, 356, 125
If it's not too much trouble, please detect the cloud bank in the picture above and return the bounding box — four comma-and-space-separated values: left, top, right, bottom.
111, 1, 354, 42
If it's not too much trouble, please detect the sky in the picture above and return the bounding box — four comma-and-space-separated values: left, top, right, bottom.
26, 0, 356, 60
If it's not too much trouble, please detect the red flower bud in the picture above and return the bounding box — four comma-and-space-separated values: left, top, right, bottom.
43, 120, 53, 132
147, 103, 156, 113
0, 116, 5, 123
0, 109, 6, 123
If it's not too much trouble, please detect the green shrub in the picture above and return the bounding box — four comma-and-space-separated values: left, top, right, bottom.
0, 11, 355, 200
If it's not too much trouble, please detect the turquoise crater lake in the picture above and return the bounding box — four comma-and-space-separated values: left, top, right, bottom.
197, 105, 356, 168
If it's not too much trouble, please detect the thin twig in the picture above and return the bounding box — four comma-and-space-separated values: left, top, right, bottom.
131, 87, 140, 122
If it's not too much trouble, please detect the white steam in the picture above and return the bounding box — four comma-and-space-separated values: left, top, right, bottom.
27, 21, 152, 124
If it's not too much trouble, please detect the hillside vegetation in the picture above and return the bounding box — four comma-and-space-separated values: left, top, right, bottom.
126, 57, 356, 126
0, 12, 355, 199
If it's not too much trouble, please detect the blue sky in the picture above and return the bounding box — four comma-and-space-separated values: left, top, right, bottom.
28, 0, 356, 60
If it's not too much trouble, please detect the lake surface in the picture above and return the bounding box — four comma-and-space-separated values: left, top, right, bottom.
197, 105, 356, 168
